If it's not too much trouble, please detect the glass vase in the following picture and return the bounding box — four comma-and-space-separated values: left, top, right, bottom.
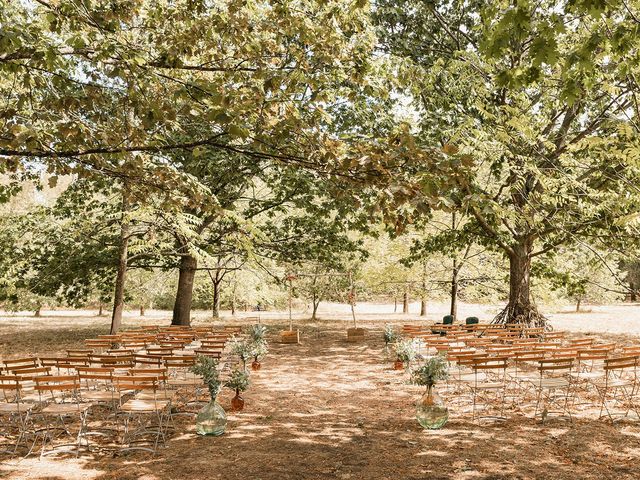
196, 399, 227, 436
416, 385, 448, 430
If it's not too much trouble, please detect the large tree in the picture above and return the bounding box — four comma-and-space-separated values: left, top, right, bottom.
375, 0, 640, 326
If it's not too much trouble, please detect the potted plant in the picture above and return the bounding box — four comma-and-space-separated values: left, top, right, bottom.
249, 324, 269, 370
225, 368, 250, 412
411, 355, 450, 429
190, 355, 226, 436
250, 341, 268, 371
249, 324, 267, 344
383, 325, 398, 356
393, 338, 417, 370
230, 338, 254, 371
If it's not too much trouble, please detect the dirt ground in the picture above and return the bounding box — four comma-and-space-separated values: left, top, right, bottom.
2, 301, 640, 479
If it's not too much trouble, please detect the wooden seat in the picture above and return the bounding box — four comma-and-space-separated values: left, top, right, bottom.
119, 399, 170, 412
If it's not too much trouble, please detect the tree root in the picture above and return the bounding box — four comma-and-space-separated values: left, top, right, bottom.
491, 302, 552, 331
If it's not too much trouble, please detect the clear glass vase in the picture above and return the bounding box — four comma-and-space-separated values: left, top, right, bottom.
196, 399, 227, 436
416, 385, 448, 429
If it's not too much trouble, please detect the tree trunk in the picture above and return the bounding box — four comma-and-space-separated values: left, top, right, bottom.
402, 289, 409, 314
420, 262, 427, 316
34, 306, 41, 317
140, 305, 145, 316
450, 263, 459, 320
110, 186, 130, 334
630, 282, 637, 302
171, 254, 197, 326
495, 238, 543, 327
212, 280, 221, 319
394, 297, 397, 313
576, 297, 582, 313
311, 292, 319, 320
508, 241, 532, 319
98, 303, 103, 316
231, 282, 237, 315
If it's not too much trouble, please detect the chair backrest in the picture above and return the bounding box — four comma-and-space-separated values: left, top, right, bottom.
471, 356, 508, 372
77, 366, 114, 381
67, 349, 93, 358
34, 375, 80, 402
544, 331, 566, 341
465, 316, 479, 325
113, 374, 160, 392
569, 338, 594, 347
537, 358, 574, 376
89, 354, 134, 368
442, 315, 454, 325
134, 353, 164, 366
513, 351, 546, 364
8, 366, 51, 379
0, 374, 23, 401
194, 349, 222, 359
128, 368, 168, 382
3, 357, 39, 370
603, 355, 639, 373
106, 349, 135, 356
164, 355, 196, 369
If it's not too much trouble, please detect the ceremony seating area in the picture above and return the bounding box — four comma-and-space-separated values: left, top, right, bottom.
0, 325, 241, 457
401, 322, 640, 423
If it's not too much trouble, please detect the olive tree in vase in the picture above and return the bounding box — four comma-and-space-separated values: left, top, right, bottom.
190, 355, 226, 436
411, 355, 450, 429
225, 368, 250, 412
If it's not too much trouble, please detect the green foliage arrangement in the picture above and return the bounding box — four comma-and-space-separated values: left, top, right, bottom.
224, 368, 250, 393
251, 341, 269, 361
249, 324, 268, 344
230, 338, 254, 369
190, 355, 222, 399
393, 338, 418, 364
411, 355, 449, 388
383, 325, 398, 345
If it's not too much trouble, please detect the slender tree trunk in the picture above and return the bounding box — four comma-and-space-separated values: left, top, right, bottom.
420, 262, 427, 316
34, 306, 41, 317
140, 305, 145, 316
212, 280, 221, 319
98, 303, 103, 316
110, 186, 130, 334
576, 297, 582, 312
630, 282, 637, 302
394, 296, 397, 313
171, 254, 197, 326
402, 288, 409, 314
231, 281, 237, 315
450, 261, 459, 320
349, 272, 357, 328
311, 291, 318, 320
288, 277, 293, 331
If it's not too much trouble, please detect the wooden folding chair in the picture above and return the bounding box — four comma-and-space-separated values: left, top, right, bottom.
594, 355, 640, 421
0, 375, 35, 455
531, 358, 574, 423
33, 375, 92, 457
113, 374, 172, 455
469, 357, 509, 421
77, 367, 124, 409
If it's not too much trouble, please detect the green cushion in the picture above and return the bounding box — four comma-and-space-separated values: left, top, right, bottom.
465, 316, 479, 325
442, 315, 454, 325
